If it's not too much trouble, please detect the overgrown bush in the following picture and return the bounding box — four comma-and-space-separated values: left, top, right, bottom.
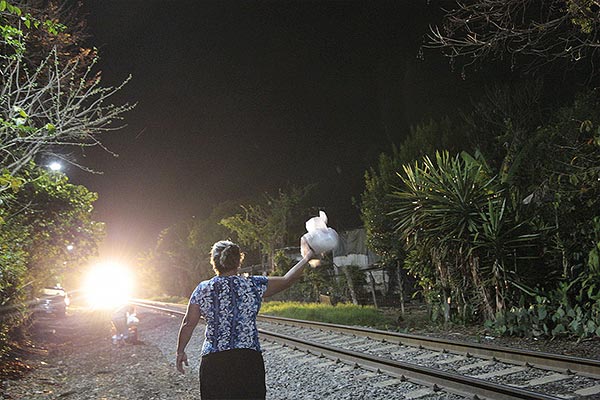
0, 229, 28, 358
270, 251, 372, 305
487, 221, 600, 339
487, 293, 600, 339
391, 151, 542, 324
270, 250, 336, 303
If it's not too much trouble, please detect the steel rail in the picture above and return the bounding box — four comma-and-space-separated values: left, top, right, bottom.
131, 300, 600, 378
130, 299, 184, 315
260, 329, 561, 400
132, 300, 563, 400
257, 314, 600, 378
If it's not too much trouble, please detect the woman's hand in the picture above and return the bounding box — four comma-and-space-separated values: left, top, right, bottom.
300, 235, 315, 260
176, 351, 188, 373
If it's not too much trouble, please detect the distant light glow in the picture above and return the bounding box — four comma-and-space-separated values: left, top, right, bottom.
83, 261, 134, 309
49, 162, 62, 171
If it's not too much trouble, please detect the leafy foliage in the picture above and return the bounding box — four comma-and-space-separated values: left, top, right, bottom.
8, 167, 104, 293
391, 151, 518, 322
0, 219, 27, 357
459, 80, 547, 187
487, 278, 600, 339
362, 85, 600, 338
0, 167, 103, 357
0, 1, 66, 58
0, 0, 133, 196
537, 92, 600, 280
0, 0, 132, 357
220, 186, 314, 272
361, 121, 456, 261
360, 119, 467, 306
137, 204, 236, 298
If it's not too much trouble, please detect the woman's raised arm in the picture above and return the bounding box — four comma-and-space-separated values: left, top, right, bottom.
263, 237, 314, 298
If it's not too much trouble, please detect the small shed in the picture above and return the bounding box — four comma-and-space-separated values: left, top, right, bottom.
332, 228, 379, 268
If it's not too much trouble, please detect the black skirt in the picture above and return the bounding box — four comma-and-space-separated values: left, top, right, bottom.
199, 348, 266, 400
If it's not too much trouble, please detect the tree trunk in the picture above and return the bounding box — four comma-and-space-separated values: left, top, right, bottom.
434, 249, 451, 323
260, 248, 268, 275
442, 286, 451, 323
269, 249, 275, 273
471, 256, 495, 321
368, 271, 378, 309
395, 263, 405, 316
342, 266, 358, 305
493, 260, 505, 314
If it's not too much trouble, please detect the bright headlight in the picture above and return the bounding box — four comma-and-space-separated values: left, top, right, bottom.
83, 261, 134, 309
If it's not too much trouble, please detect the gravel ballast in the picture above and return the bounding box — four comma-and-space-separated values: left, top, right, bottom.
3, 306, 599, 399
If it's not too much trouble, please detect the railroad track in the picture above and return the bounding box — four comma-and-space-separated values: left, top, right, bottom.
131, 299, 600, 399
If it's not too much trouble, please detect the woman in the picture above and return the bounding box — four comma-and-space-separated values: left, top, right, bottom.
176, 238, 314, 399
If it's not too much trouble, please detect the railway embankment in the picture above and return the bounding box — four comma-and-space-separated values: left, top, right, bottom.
3, 305, 600, 399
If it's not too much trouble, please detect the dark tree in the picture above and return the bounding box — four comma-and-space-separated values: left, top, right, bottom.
427, 0, 600, 80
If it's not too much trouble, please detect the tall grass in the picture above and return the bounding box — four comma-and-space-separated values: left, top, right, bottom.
260, 301, 396, 329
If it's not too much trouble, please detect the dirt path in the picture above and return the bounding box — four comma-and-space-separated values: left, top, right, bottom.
2, 308, 200, 400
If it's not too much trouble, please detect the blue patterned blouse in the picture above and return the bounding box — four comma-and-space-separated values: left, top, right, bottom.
190, 275, 269, 356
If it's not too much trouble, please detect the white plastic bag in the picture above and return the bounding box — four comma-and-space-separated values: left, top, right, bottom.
301, 211, 339, 258
127, 314, 139, 325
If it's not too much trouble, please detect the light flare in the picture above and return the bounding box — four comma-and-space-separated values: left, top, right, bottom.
83, 261, 134, 309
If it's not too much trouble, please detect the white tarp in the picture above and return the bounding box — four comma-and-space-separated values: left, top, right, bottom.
332, 228, 379, 268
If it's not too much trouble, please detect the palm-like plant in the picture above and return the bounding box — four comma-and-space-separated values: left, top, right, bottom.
391, 151, 504, 322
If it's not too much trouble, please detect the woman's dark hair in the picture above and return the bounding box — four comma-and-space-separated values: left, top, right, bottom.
210, 240, 243, 275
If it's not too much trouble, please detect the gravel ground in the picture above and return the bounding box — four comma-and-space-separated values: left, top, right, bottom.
2, 308, 199, 400
410, 326, 600, 361
2, 308, 465, 399
2, 306, 600, 399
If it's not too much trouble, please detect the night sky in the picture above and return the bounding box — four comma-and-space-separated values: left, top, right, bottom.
69, 1, 486, 261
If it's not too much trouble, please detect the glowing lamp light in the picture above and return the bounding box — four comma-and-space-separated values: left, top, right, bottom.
83, 261, 134, 309
48, 162, 62, 171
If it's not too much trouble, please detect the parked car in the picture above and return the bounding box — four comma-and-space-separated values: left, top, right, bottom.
35, 286, 69, 317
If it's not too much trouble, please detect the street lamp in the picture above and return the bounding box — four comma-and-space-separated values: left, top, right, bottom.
48, 161, 62, 172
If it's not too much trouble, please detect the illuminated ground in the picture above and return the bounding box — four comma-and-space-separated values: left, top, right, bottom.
3, 305, 599, 399
2, 307, 199, 399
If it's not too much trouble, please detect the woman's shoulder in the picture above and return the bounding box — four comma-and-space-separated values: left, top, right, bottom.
243, 274, 268, 285
193, 277, 218, 293
189, 277, 219, 304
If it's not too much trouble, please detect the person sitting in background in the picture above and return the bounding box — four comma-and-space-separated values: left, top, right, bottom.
111, 304, 135, 345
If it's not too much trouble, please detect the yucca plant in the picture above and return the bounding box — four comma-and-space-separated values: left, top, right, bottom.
390, 151, 506, 322
471, 198, 542, 318
392, 151, 498, 242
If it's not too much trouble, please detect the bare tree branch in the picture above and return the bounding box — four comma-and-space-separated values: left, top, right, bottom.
426, 0, 600, 78
0, 47, 134, 192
